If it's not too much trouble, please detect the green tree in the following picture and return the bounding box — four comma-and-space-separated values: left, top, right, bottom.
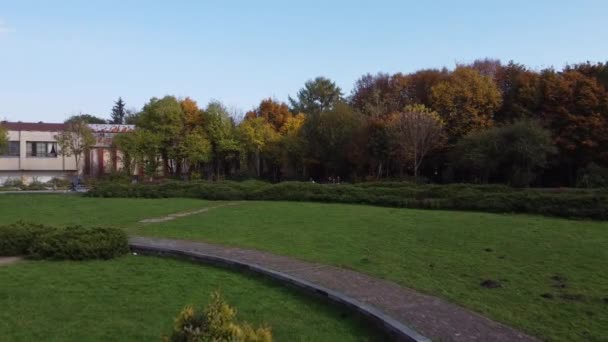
124, 109, 140, 125
289, 77, 343, 115
182, 129, 212, 175
279, 113, 307, 179
110, 97, 126, 124
137, 96, 185, 175
112, 131, 139, 176
0, 124, 8, 154
65, 114, 107, 124
133, 129, 163, 180
452, 120, 555, 186
238, 117, 279, 177
55, 120, 95, 176
430, 67, 502, 140
204, 101, 242, 178
303, 102, 363, 177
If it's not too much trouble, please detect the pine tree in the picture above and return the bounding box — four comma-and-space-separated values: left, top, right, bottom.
110, 97, 126, 124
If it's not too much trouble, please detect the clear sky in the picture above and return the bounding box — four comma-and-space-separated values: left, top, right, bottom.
1, 0, 607, 123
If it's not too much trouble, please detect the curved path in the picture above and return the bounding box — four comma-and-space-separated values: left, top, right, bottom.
130, 236, 538, 342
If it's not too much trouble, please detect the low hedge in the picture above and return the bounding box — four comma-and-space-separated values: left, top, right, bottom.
0, 222, 129, 260
0, 221, 48, 256
87, 180, 608, 220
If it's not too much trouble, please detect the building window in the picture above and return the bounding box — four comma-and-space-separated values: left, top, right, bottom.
26, 142, 58, 158
0, 141, 20, 157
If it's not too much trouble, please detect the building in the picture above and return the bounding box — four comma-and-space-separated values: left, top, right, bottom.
85, 124, 135, 177
0, 121, 134, 184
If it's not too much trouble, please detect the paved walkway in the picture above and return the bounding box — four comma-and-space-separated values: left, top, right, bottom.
130, 236, 538, 342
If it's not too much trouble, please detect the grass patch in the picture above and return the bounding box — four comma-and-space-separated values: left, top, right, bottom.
2, 195, 606, 341
0, 194, 211, 227
0, 255, 381, 341
136, 201, 608, 342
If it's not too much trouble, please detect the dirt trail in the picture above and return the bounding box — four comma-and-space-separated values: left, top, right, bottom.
139, 202, 242, 223
0, 257, 23, 266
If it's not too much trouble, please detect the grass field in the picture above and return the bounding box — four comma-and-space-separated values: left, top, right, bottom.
1, 195, 607, 341
135, 201, 608, 342
0, 255, 381, 341
0, 194, 209, 227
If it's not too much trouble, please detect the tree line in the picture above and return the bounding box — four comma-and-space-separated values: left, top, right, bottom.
68, 59, 608, 187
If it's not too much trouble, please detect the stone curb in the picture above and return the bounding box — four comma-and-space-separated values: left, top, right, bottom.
129, 242, 431, 342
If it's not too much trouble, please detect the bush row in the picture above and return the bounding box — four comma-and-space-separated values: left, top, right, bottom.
87, 181, 608, 220
0, 221, 129, 260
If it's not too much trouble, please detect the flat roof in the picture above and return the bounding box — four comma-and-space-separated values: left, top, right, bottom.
0, 121, 66, 132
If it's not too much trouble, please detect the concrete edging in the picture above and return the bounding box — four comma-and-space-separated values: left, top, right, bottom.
130, 242, 431, 342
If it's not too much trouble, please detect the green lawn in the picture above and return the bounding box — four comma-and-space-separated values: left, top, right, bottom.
0, 194, 209, 227
135, 201, 608, 342
0, 255, 381, 341
1, 195, 607, 341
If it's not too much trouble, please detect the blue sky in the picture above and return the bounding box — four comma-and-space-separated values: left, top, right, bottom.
1, 0, 607, 122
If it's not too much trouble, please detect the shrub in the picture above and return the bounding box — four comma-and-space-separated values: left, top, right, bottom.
165, 291, 272, 342
87, 181, 608, 220
0, 222, 129, 260
577, 163, 608, 188
0, 221, 51, 256
30, 226, 129, 260
45, 177, 71, 189
2, 178, 24, 188
23, 180, 47, 190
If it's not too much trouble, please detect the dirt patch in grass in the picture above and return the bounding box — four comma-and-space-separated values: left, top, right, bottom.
560, 293, 585, 302
139, 202, 242, 223
551, 274, 568, 289
480, 279, 502, 289
0, 257, 23, 266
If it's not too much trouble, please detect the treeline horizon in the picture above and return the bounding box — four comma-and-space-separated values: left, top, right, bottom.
69, 58, 608, 188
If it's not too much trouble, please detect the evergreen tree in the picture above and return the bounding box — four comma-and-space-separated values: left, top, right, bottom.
110, 97, 126, 124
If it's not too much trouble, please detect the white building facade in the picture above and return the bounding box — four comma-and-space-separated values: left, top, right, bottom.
0, 122, 134, 184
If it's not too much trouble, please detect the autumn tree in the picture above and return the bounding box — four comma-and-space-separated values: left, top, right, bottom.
350, 73, 394, 117
430, 67, 502, 140
402, 69, 449, 108
110, 97, 126, 124
55, 120, 95, 177
245, 98, 292, 131
564, 61, 608, 90
537, 69, 608, 183
494, 62, 541, 122
389, 104, 444, 178
289, 77, 343, 115
464, 58, 503, 81
181, 97, 203, 128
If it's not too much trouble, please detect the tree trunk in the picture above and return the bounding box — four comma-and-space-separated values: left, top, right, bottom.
256, 150, 261, 177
